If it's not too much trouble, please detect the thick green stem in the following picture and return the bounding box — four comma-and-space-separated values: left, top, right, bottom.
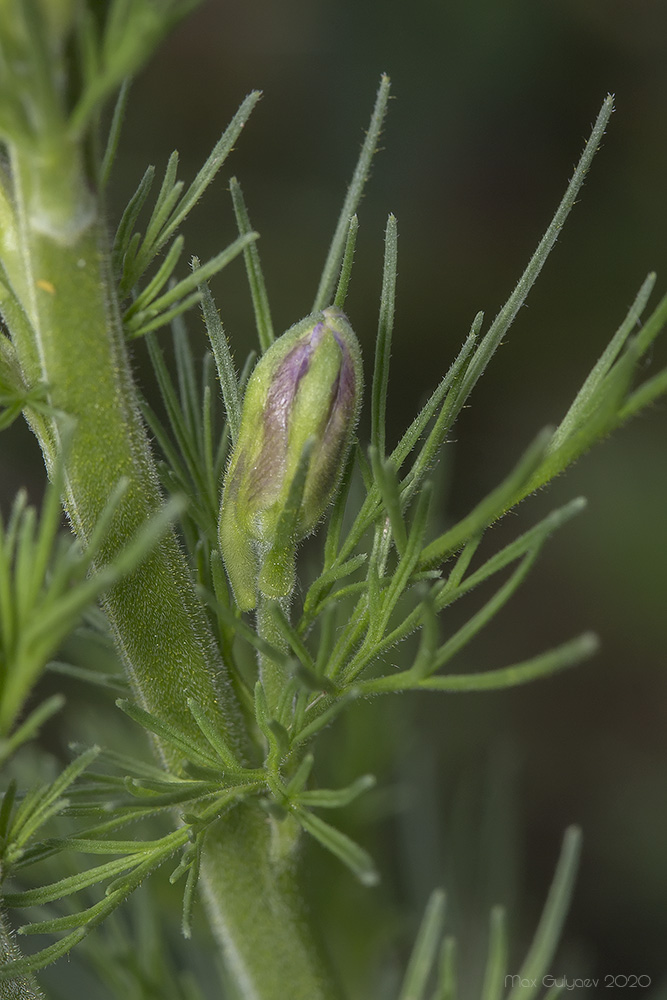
0, 909, 44, 1000
202, 809, 344, 1000
3, 141, 341, 999
8, 142, 234, 751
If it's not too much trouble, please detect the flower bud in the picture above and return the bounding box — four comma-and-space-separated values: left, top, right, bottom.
219, 307, 362, 610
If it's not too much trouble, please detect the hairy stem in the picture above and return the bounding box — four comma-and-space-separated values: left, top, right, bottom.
8, 141, 233, 752
0, 910, 44, 1000
4, 138, 340, 1000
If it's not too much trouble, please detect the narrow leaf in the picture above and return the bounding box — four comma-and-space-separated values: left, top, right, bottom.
197, 270, 242, 443
230, 176, 274, 352
551, 272, 656, 450
294, 806, 379, 886
116, 700, 219, 770
113, 165, 155, 279
0, 695, 65, 764
419, 426, 555, 569
126, 234, 257, 335
291, 689, 361, 747
480, 906, 508, 1000
11, 747, 99, 848
0, 928, 87, 979
618, 363, 667, 423
160, 92, 262, 250
124, 235, 185, 319
296, 774, 375, 809
181, 839, 202, 939
334, 214, 359, 309
429, 549, 541, 675
371, 214, 398, 458
144, 150, 182, 253
101, 79, 130, 188
417, 633, 598, 694
370, 444, 408, 555
454, 96, 614, 412
508, 827, 582, 1000
186, 698, 243, 772
4, 855, 142, 906
313, 74, 391, 311
446, 498, 586, 604
398, 889, 446, 1000
433, 936, 457, 1000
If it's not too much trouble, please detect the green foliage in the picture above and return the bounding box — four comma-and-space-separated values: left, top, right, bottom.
0, 683, 382, 975
0, 441, 181, 752
0, 337, 52, 432
0, 2, 665, 995
396, 829, 581, 1000
0, 0, 200, 146
114, 92, 261, 336
78, 891, 210, 1000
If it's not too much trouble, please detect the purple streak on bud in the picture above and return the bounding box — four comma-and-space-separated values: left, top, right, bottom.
219, 307, 362, 610
246, 321, 327, 505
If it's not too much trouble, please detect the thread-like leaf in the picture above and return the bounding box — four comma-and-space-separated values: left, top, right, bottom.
334, 214, 359, 309
296, 774, 375, 809
398, 889, 446, 1000
230, 176, 274, 352
551, 272, 656, 450
313, 74, 391, 310
434, 936, 458, 1000
443, 498, 586, 606
116, 700, 219, 770
293, 806, 378, 886
186, 698, 244, 772
197, 270, 242, 443
428, 549, 541, 675
113, 165, 155, 277
370, 444, 408, 555
360, 632, 598, 696
454, 96, 614, 412
371, 214, 398, 458
480, 906, 508, 1000
419, 427, 554, 569
417, 633, 598, 694
508, 827, 582, 1000
100, 79, 130, 188
0, 695, 65, 764
126, 234, 256, 338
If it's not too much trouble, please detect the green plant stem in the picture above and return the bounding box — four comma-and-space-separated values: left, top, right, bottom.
0, 909, 44, 1000
201, 809, 344, 1000
5, 140, 341, 1000
8, 142, 231, 750
256, 595, 290, 715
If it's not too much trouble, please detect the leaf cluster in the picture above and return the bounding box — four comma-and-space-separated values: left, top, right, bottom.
138, 83, 667, 899
0, 440, 180, 759
0, 50, 665, 991
397, 828, 581, 1000
0, 687, 380, 975
0, 0, 199, 148
113, 92, 261, 339
79, 891, 209, 1000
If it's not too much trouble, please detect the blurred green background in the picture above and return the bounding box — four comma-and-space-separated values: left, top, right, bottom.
3, 0, 667, 994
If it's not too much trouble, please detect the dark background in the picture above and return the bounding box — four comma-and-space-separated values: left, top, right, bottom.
3, 0, 667, 995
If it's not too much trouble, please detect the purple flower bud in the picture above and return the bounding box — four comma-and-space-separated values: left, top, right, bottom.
219, 307, 362, 610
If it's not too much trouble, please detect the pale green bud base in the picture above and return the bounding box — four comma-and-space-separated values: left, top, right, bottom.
219, 309, 362, 612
